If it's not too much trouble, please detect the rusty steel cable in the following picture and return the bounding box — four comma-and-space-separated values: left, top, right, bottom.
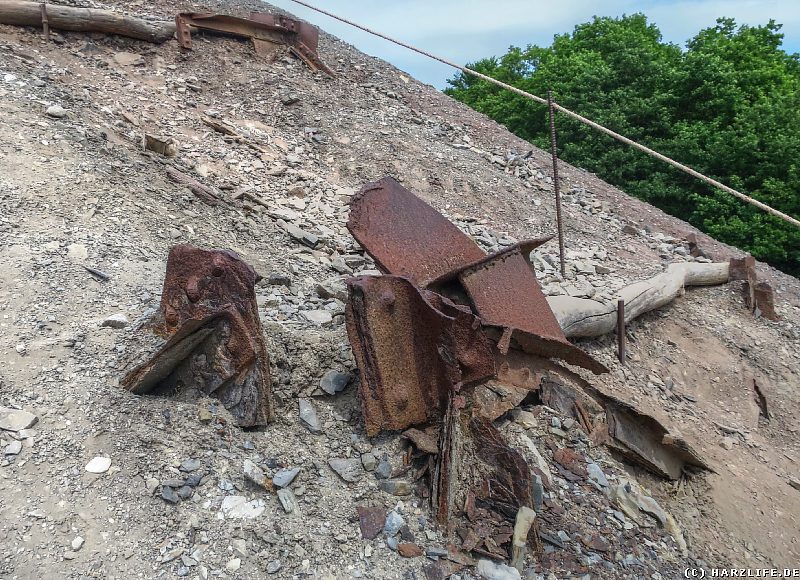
285, 0, 800, 230
547, 90, 566, 278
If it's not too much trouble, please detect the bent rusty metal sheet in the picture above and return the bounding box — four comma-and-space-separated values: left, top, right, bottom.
120, 245, 273, 427
345, 275, 462, 437
348, 177, 551, 287
347, 177, 487, 287
345, 275, 495, 437
458, 246, 607, 375
175, 12, 334, 76
347, 177, 604, 375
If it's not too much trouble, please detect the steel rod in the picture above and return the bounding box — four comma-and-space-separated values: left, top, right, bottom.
548, 90, 566, 278
617, 299, 626, 364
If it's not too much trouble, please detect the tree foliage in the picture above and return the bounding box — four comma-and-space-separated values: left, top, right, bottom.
445, 15, 800, 276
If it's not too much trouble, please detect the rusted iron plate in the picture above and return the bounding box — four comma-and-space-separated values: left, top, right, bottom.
753, 281, 779, 320
345, 275, 461, 437
120, 245, 272, 427
423, 291, 495, 384
175, 12, 334, 76
248, 12, 334, 75
459, 247, 607, 374
347, 177, 488, 287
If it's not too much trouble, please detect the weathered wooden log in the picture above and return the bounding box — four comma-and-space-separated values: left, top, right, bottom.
549, 262, 730, 338
0, 1, 175, 43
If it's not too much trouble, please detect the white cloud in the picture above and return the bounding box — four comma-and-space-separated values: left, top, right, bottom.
266, 0, 800, 87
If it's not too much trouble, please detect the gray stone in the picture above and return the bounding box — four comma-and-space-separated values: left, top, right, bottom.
177, 486, 193, 500
268, 273, 291, 287
180, 458, 201, 472
279, 220, 318, 248
162, 478, 186, 488
101, 313, 129, 329
304, 310, 332, 325
328, 457, 362, 482
320, 370, 352, 395
375, 458, 392, 479
383, 510, 405, 536
0, 407, 38, 431
331, 257, 353, 275
379, 479, 411, 496
360, 452, 377, 471
4, 440, 22, 455
426, 547, 448, 558
161, 486, 180, 504
476, 559, 522, 580
550, 416, 561, 429
277, 488, 299, 513
299, 398, 322, 434
185, 474, 202, 487
587, 463, 609, 489
315, 277, 347, 301
267, 560, 282, 574
46, 104, 66, 118
272, 467, 301, 488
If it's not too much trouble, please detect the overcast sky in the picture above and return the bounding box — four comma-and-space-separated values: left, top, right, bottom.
267, 0, 800, 88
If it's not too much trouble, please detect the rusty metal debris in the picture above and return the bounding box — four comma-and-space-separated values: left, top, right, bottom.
347, 176, 605, 375
343, 176, 711, 569
120, 245, 273, 427
175, 11, 334, 76
345, 275, 495, 437
729, 256, 779, 320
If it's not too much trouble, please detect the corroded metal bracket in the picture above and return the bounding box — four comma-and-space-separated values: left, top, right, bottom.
347, 176, 606, 375
175, 11, 334, 76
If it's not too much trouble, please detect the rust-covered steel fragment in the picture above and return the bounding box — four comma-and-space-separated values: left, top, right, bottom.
458, 246, 607, 375
345, 274, 498, 437
729, 256, 779, 321
347, 177, 488, 287
345, 275, 460, 437
175, 11, 334, 76
120, 245, 272, 427
347, 176, 604, 375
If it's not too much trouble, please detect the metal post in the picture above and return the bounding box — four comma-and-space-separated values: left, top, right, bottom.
547, 90, 566, 278
41, 3, 50, 41
617, 299, 626, 364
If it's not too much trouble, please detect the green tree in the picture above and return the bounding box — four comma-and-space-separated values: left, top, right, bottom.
445, 15, 800, 275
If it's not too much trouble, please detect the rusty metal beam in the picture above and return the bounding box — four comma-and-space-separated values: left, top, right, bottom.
120, 245, 273, 427
347, 177, 604, 375
175, 11, 334, 76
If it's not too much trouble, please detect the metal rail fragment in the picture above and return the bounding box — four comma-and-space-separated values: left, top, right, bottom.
120, 245, 273, 427
175, 11, 334, 76
347, 176, 605, 374
345, 275, 495, 437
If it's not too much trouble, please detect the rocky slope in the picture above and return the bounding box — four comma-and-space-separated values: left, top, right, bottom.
1, 1, 799, 579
